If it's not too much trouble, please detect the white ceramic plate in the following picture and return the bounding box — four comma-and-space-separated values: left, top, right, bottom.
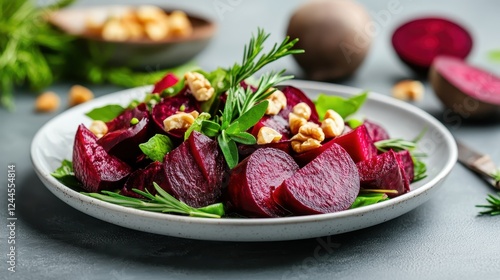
31, 80, 457, 242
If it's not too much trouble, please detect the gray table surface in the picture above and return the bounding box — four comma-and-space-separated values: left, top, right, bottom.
2, 0, 500, 279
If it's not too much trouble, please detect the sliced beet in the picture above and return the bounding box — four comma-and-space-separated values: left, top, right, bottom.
356, 150, 410, 197
273, 143, 360, 215
105, 103, 148, 132
430, 55, 500, 119
363, 120, 390, 142
238, 141, 292, 159
228, 148, 299, 218
151, 89, 200, 136
163, 133, 225, 208
396, 150, 414, 183
120, 161, 168, 198
331, 125, 377, 163
278, 86, 319, 123
250, 114, 291, 141
392, 17, 473, 74
188, 131, 226, 187
73, 124, 131, 192
97, 115, 151, 165
152, 73, 179, 94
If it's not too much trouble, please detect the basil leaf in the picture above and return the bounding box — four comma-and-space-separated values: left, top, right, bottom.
315, 91, 368, 119
231, 100, 268, 132
139, 134, 173, 162
228, 131, 256, 145
85, 104, 125, 122
201, 120, 221, 137
349, 193, 388, 209
346, 118, 364, 129
185, 112, 211, 140
51, 160, 81, 188
218, 132, 238, 169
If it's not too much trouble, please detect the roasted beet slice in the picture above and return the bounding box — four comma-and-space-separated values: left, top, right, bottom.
295, 125, 377, 166
363, 120, 390, 142
392, 17, 473, 74
163, 135, 225, 208
396, 150, 414, 183
120, 161, 168, 198
152, 73, 179, 94
278, 86, 320, 123
98, 115, 151, 165
274, 143, 360, 215
106, 103, 148, 132
238, 141, 292, 159
356, 150, 410, 197
151, 90, 200, 136
228, 148, 299, 218
250, 115, 291, 141
188, 131, 226, 186
73, 124, 131, 192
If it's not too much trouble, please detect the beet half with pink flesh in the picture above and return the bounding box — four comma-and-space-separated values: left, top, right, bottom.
392, 17, 473, 74
73, 124, 132, 193
163, 131, 226, 208
121, 161, 168, 198
356, 150, 410, 197
105, 103, 148, 132
430, 55, 500, 119
362, 120, 390, 142
274, 143, 360, 215
228, 148, 299, 218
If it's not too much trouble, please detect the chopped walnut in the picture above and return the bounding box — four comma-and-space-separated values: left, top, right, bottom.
68, 85, 94, 107
292, 102, 311, 120
184, 72, 214, 102
322, 109, 345, 138
101, 19, 130, 41
136, 5, 167, 23
144, 20, 170, 41
288, 113, 307, 135
169, 11, 192, 37
290, 122, 325, 153
257, 127, 282, 144
265, 89, 287, 115
297, 122, 325, 142
163, 111, 197, 132
35, 91, 60, 113
291, 138, 322, 153
392, 80, 424, 101
88, 120, 108, 138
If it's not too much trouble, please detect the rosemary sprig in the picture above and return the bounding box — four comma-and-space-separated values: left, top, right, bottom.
83, 182, 224, 218
476, 192, 500, 216
375, 138, 417, 153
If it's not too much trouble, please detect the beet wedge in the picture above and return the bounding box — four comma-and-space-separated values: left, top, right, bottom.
163, 132, 226, 208
120, 161, 168, 198
152, 73, 179, 94
151, 90, 200, 137
105, 103, 148, 132
73, 124, 132, 193
396, 150, 415, 183
363, 120, 390, 142
274, 143, 360, 215
228, 148, 299, 218
278, 86, 320, 123
356, 150, 410, 197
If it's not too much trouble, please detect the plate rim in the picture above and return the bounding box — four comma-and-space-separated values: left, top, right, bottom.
30, 80, 457, 234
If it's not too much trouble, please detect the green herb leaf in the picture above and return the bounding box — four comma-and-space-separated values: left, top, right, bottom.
476, 192, 500, 216
231, 100, 269, 132
184, 112, 211, 140
413, 157, 428, 182
488, 50, 500, 63
139, 134, 173, 162
375, 138, 417, 153
346, 118, 364, 129
315, 91, 368, 119
350, 193, 389, 209
201, 120, 221, 137
85, 105, 125, 122
218, 132, 239, 169
50, 159, 81, 188
228, 131, 256, 145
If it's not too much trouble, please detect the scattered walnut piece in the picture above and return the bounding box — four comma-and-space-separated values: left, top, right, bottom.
392, 80, 424, 101
265, 89, 287, 115
35, 91, 60, 113
68, 85, 94, 107
322, 109, 344, 138
290, 122, 325, 153
163, 111, 197, 132
184, 72, 214, 102
88, 120, 108, 138
292, 102, 311, 120
169, 11, 192, 37
257, 127, 283, 145
288, 113, 307, 135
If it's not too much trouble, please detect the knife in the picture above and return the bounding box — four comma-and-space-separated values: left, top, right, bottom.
457, 141, 500, 190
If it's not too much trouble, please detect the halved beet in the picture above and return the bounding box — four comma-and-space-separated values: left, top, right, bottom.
273, 143, 360, 215
278, 86, 320, 123
152, 73, 179, 94
163, 132, 225, 208
97, 115, 151, 165
151, 89, 200, 137
238, 141, 292, 159
363, 120, 390, 142
73, 124, 131, 192
120, 161, 168, 198
228, 148, 299, 218
294, 125, 377, 166
356, 150, 410, 197
430, 55, 500, 119
188, 131, 226, 186
250, 114, 291, 141
105, 103, 148, 132
392, 17, 473, 74
396, 150, 414, 183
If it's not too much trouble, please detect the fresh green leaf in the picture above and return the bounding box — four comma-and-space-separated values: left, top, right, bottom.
139, 134, 173, 162
184, 112, 211, 140
228, 131, 256, 145
350, 193, 389, 209
346, 118, 364, 129
231, 100, 269, 132
85, 105, 125, 122
375, 138, 417, 153
476, 192, 500, 216
201, 120, 221, 137
314, 91, 368, 119
50, 159, 81, 188
488, 50, 500, 63
492, 170, 500, 182
218, 132, 239, 169
413, 157, 427, 182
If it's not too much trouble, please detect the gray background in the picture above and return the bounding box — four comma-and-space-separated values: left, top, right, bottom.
2, 0, 500, 279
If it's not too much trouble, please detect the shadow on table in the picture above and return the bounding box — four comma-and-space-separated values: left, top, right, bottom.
18, 170, 429, 274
